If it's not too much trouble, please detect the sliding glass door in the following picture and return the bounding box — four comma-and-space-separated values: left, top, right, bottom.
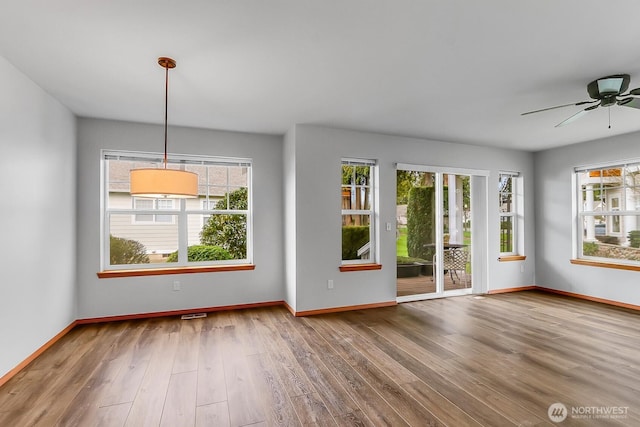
396, 164, 485, 302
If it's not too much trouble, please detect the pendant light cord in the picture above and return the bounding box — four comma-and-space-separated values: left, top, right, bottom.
164, 63, 169, 169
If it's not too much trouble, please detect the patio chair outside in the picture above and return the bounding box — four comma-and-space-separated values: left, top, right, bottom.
433, 248, 470, 287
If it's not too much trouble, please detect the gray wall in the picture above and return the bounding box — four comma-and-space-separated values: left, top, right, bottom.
287, 125, 536, 312
535, 132, 640, 305
0, 56, 77, 378
283, 127, 297, 311
76, 118, 284, 319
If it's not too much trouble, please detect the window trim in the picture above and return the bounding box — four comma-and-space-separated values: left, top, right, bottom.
101, 150, 253, 273
499, 171, 523, 257
341, 158, 378, 266
569, 258, 640, 272
573, 160, 640, 268
97, 264, 256, 278
339, 263, 382, 272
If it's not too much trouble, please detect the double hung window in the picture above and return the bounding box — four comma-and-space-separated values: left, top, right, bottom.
498, 172, 517, 255
575, 161, 640, 265
341, 159, 377, 265
102, 150, 252, 270
498, 171, 524, 258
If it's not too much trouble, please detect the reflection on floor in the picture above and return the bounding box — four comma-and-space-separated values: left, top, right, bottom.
397, 272, 472, 297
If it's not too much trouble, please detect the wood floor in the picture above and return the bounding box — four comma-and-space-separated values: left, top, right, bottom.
1, 290, 639, 426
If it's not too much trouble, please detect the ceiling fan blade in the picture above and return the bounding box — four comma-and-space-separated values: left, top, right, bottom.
555, 104, 599, 127
629, 87, 640, 96
521, 100, 597, 116
619, 97, 640, 109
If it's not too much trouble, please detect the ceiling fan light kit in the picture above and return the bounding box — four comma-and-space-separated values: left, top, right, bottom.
129, 57, 198, 199
590, 75, 628, 99
522, 73, 640, 127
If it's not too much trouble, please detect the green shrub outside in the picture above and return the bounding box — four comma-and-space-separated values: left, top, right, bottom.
166, 245, 232, 263
583, 242, 599, 256
342, 226, 369, 260
629, 230, 640, 248
407, 186, 435, 260
110, 235, 150, 265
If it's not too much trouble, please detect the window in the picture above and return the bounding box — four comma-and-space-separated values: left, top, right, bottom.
575, 162, 640, 265
499, 171, 523, 257
341, 159, 377, 265
201, 199, 218, 227
133, 198, 175, 224
102, 150, 252, 270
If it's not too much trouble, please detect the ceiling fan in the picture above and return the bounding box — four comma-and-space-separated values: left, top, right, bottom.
522, 74, 640, 127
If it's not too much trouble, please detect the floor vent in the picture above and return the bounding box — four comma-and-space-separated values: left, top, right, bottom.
181, 313, 207, 320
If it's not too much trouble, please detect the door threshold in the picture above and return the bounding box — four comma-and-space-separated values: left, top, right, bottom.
396, 288, 472, 303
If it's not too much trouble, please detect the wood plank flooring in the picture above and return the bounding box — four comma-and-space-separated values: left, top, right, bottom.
1, 290, 639, 426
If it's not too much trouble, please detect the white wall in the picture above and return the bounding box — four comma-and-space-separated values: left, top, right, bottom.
535, 131, 640, 305
0, 56, 77, 378
283, 127, 297, 311
76, 118, 284, 319
289, 125, 535, 312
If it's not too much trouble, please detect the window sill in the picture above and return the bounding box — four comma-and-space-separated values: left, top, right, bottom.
339, 263, 382, 272
498, 255, 526, 262
97, 264, 255, 278
570, 259, 640, 272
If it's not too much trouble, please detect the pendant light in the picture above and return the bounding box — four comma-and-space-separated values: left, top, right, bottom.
130, 57, 198, 198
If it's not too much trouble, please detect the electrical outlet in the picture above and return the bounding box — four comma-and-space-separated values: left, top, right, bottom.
520, 264, 525, 273
327, 279, 334, 290
173, 280, 181, 291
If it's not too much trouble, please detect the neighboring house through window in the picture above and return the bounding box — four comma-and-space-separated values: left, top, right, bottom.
102, 150, 252, 269
133, 198, 175, 224
575, 161, 640, 264
341, 158, 377, 264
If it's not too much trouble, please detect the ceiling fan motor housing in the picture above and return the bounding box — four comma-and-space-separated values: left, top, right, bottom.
587, 74, 630, 99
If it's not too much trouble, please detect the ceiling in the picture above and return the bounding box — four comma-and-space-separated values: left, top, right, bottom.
3, 1, 640, 152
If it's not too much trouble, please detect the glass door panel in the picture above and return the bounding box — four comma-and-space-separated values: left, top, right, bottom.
439, 174, 472, 295
396, 171, 436, 298
397, 168, 473, 301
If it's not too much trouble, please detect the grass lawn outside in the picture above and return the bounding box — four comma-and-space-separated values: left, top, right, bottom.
396, 226, 408, 257
396, 227, 471, 257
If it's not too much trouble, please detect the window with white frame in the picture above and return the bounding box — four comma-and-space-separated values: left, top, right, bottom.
499, 172, 522, 256
201, 199, 218, 227
575, 161, 640, 264
102, 150, 252, 269
341, 159, 377, 264
133, 198, 175, 224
